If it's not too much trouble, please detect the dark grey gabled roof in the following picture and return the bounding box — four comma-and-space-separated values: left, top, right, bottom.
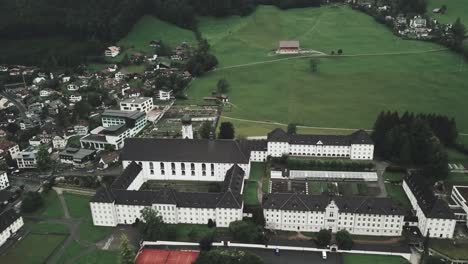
91, 186, 115, 203
122, 138, 249, 164
111, 161, 142, 189
0, 209, 21, 232
222, 164, 245, 194
216, 190, 242, 209
175, 192, 221, 208
263, 193, 404, 216
266, 128, 373, 146
404, 174, 455, 219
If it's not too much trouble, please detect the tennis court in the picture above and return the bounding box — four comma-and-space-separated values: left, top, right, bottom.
135, 249, 199, 264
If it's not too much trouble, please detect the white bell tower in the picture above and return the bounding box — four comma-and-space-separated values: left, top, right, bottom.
181, 114, 193, 139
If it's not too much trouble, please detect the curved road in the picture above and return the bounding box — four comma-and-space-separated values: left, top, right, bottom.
0, 91, 27, 119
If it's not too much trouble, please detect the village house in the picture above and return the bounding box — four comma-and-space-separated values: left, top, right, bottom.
277, 41, 300, 54
15, 146, 39, 169
410, 16, 427, 28
73, 122, 89, 136
157, 89, 173, 101
120, 97, 154, 113
69, 94, 82, 103
105, 46, 121, 57
52, 135, 67, 150
0, 141, 19, 160
98, 151, 120, 170
40, 89, 54, 97
47, 100, 66, 115
67, 84, 79, 92
114, 72, 125, 81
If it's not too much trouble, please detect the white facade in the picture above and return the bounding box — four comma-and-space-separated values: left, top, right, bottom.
0, 171, 9, 190
403, 180, 456, 238
182, 123, 193, 139
157, 90, 172, 101
67, 84, 79, 91
250, 150, 268, 162
40, 90, 53, 97
122, 160, 250, 182
105, 46, 120, 57
264, 198, 404, 236
6, 144, 20, 159
73, 125, 89, 136
69, 94, 82, 103
53, 136, 67, 150
120, 97, 154, 113
267, 142, 373, 160
0, 214, 24, 247
16, 148, 38, 169
91, 201, 243, 228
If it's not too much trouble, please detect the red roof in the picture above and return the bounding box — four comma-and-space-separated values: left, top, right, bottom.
135, 249, 199, 264
0, 140, 17, 151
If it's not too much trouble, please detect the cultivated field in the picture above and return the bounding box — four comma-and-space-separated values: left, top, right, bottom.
182, 5, 468, 135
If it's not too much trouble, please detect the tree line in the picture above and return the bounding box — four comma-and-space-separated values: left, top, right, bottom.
271, 156, 375, 172
372, 111, 452, 181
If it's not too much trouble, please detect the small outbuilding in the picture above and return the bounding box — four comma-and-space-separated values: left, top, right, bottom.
278, 41, 300, 54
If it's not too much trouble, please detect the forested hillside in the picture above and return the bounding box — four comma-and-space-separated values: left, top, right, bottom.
0, 0, 322, 66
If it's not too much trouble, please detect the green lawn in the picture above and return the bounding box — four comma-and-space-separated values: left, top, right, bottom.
74, 250, 118, 264
430, 240, 468, 260
57, 241, 87, 264
143, 180, 221, 193
167, 223, 219, 241
63, 193, 113, 243
118, 15, 196, 53
427, 0, 468, 24
35, 191, 64, 218
29, 222, 69, 234
0, 234, 67, 264
343, 253, 409, 264
446, 172, 468, 183
383, 172, 405, 182
243, 181, 259, 205
385, 183, 412, 210
447, 148, 468, 164
249, 162, 265, 182
184, 5, 468, 136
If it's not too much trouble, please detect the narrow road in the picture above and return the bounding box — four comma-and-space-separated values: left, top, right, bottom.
0, 91, 27, 119
54, 188, 71, 219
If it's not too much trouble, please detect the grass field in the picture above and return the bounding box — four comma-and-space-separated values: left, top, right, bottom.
36, 191, 64, 218
180, 5, 468, 135
428, 0, 468, 24
430, 240, 468, 260
446, 172, 468, 183
447, 148, 468, 164
143, 180, 221, 193
343, 253, 409, 264
243, 182, 259, 205
0, 233, 67, 264
383, 172, 405, 182
57, 241, 87, 264
29, 222, 69, 234
74, 250, 118, 264
385, 183, 412, 209
63, 193, 113, 243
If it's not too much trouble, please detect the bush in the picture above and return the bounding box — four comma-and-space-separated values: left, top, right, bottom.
229, 220, 263, 243
21, 192, 44, 213
271, 157, 375, 171
199, 235, 213, 251
207, 219, 216, 228
336, 230, 353, 250
316, 229, 331, 248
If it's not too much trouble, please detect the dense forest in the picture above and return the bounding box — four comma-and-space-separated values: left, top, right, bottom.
0, 0, 322, 66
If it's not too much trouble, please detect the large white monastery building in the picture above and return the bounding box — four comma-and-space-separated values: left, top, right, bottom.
263, 193, 405, 236
403, 174, 457, 239
0, 209, 24, 247
266, 128, 374, 160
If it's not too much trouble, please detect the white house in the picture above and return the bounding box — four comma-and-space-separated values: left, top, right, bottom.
69, 94, 82, 103
157, 90, 172, 101
114, 72, 125, 81
266, 129, 374, 160
91, 161, 245, 227
450, 185, 468, 228
120, 97, 154, 113
15, 147, 39, 169
0, 171, 9, 190
28, 136, 45, 147
277, 41, 300, 54
403, 174, 456, 238
105, 46, 121, 57
0, 140, 20, 159
0, 209, 24, 248
52, 136, 67, 150
80, 110, 147, 150
40, 89, 54, 97
263, 193, 405, 236
410, 16, 427, 28
67, 84, 79, 91
120, 138, 251, 182
74, 123, 89, 136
